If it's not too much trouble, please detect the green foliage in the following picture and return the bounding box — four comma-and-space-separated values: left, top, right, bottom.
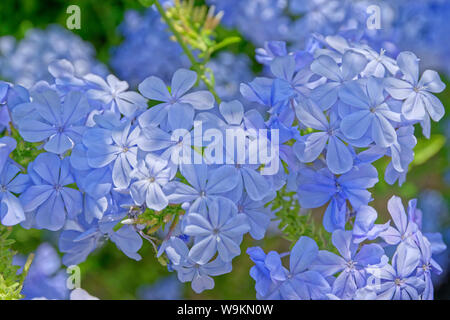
0, 0, 142, 64
412, 134, 446, 166
6, 127, 43, 169
137, 204, 184, 235
138, 0, 155, 6
0, 226, 33, 300
272, 188, 334, 252
148, 0, 244, 102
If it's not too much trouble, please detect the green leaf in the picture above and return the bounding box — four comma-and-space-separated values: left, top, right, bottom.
272, 188, 334, 252
0, 226, 34, 300
210, 36, 241, 53
138, 0, 155, 7
412, 134, 446, 166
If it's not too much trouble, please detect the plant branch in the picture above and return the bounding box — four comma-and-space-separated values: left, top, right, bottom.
152, 0, 221, 103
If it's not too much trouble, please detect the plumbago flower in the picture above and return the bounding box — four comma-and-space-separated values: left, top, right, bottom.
166, 163, 239, 214
0, 5, 448, 298
0, 137, 29, 226
247, 236, 331, 300
296, 163, 379, 232
85, 73, 148, 118
310, 230, 385, 299
19, 153, 82, 231
0, 25, 107, 88
163, 236, 232, 293
59, 205, 143, 265
384, 51, 446, 137
129, 154, 171, 211
241, 30, 447, 299
0, 160, 29, 226
82, 120, 140, 189
182, 197, 250, 264
248, 195, 446, 300
138, 69, 214, 130
14, 89, 90, 155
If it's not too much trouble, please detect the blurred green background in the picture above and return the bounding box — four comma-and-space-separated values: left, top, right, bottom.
0, 0, 448, 299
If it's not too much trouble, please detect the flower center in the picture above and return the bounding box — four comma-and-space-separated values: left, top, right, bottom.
346, 260, 356, 271
335, 181, 342, 192
148, 177, 155, 183
394, 278, 404, 286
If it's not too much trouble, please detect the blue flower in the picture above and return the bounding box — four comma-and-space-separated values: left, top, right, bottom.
0, 25, 106, 88
384, 125, 417, 186
385, 51, 446, 123
137, 103, 196, 178
183, 197, 250, 264
167, 163, 239, 213
16, 89, 90, 154
270, 55, 314, 98
70, 166, 113, 223
367, 242, 425, 300
236, 193, 274, 240
130, 154, 171, 211
60, 207, 142, 265
352, 205, 390, 244
163, 236, 232, 293
82, 121, 140, 189
310, 51, 368, 110
85, 73, 147, 118
297, 164, 379, 232
20, 153, 82, 231
13, 243, 69, 300
0, 160, 29, 226
247, 247, 287, 299
277, 236, 331, 300
138, 69, 214, 130
379, 195, 419, 246
255, 41, 288, 65
310, 230, 384, 299
294, 98, 354, 174
413, 230, 445, 300
339, 77, 401, 148
0, 136, 17, 171
248, 237, 331, 300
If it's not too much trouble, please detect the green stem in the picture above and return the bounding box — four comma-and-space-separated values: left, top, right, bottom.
152, 0, 221, 103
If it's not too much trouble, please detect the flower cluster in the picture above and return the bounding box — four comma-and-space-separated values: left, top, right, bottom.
110, 8, 189, 86
249, 196, 447, 300
207, 0, 291, 46
0, 0, 448, 300
0, 25, 107, 88
1, 57, 278, 293
208, 0, 450, 77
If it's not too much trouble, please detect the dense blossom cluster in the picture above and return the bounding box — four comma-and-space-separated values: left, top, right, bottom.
0, 25, 107, 89
0, 0, 448, 301
208, 0, 450, 77
110, 8, 189, 86
249, 196, 446, 300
